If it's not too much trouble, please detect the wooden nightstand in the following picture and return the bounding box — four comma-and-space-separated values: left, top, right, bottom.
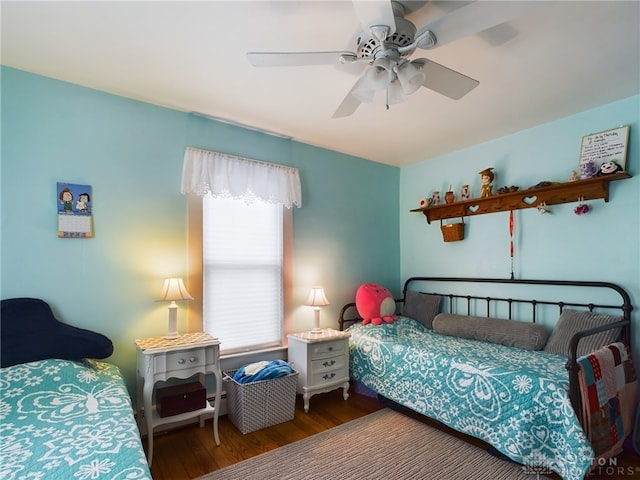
134, 332, 222, 466
287, 328, 350, 412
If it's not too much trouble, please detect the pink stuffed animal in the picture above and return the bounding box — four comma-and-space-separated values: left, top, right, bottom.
355, 283, 397, 325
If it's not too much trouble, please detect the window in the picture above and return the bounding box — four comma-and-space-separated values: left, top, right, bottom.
202, 196, 286, 354
182, 147, 300, 356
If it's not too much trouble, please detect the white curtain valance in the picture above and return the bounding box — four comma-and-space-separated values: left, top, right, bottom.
181, 147, 302, 208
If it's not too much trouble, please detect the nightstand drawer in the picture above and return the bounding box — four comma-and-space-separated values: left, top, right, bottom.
154, 348, 206, 374
310, 340, 345, 359
311, 354, 346, 373
311, 368, 347, 386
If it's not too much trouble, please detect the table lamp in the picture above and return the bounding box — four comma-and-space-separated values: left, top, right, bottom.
158, 277, 193, 339
305, 286, 330, 334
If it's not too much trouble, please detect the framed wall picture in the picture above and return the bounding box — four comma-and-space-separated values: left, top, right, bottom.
57, 182, 93, 238
578, 125, 629, 179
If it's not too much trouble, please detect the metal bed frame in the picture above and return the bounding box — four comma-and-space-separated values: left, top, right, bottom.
338, 276, 633, 416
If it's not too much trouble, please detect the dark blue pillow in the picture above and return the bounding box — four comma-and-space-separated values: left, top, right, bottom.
1, 298, 113, 367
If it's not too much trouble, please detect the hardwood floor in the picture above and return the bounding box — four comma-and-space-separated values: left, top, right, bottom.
148, 388, 382, 479
147, 388, 639, 480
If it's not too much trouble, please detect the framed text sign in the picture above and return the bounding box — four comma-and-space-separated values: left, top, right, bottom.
57, 182, 93, 238
578, 125, 629, 178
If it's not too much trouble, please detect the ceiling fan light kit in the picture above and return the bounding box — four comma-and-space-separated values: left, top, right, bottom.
246, 1, 536, 117
394, 60, 426, 95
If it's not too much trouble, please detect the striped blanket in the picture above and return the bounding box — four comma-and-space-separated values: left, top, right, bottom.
577, 342, 638, 466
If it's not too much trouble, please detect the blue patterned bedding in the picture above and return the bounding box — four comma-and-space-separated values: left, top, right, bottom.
348, 317, 594, 480
0, 359, 151, 480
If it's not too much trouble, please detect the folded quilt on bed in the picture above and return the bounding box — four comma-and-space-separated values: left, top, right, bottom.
578, 342, 638, 464
232, 360, 294, 384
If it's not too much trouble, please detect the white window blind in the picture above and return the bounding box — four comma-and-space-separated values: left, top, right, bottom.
203, 196, 284, 354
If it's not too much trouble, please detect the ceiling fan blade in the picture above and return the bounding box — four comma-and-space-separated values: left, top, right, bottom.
413, 59, 479, 100
352, 0, 396, 35
246, 51, 357, 67
416, 1, 539, 48
332, 78, 366, 118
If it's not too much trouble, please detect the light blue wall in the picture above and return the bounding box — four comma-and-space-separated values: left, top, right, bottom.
400, 95, 640, 359
1, 67, 400, 393
3, 65, 638, 393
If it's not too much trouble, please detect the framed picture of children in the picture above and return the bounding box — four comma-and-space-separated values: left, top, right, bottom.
578, 125, 629, 179
57, 182, 93, 238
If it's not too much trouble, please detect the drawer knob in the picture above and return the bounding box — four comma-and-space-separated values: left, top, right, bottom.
323, 360, 336, 367
323, 373, 336, 380
178, 358, 186, 365
328, 346, 333, 351
189, 357, 197, 363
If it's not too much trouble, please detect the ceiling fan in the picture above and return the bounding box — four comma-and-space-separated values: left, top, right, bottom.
246, 1, 537, 118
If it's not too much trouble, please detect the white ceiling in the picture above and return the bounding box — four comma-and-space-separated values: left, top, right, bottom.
2, 1, 639, 167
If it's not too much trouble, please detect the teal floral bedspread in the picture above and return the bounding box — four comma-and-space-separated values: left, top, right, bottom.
0, 359, 151, 480
348, 317, 594, 480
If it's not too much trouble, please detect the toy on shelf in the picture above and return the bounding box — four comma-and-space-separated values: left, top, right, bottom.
479, 168, 495, 197
598, 160, 622, 176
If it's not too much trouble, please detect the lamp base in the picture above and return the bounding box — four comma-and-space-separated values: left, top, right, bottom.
165, 303, 180, 340
310, 309, 323, 334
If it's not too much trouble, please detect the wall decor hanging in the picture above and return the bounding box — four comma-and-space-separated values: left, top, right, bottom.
509, 210, 515, 279
579, 125, 629, 179
574, 197, 590, 216
440, 217, 464, 242
57, 182, 93, 238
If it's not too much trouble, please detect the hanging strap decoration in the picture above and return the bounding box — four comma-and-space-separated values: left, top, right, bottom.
509, 210, 515, 279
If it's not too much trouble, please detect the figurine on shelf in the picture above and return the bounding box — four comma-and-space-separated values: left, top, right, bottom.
568, 170, 579, 182
479, 168, 495, 197
579, 159, 597, 179
460, 184, 470, 200
597, 160, 622, 176
431, 191, 441, 205
419, 197, 433, 208
445, 185, 455, 204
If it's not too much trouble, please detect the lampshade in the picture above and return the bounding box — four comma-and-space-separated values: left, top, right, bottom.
352, 57, 425, 107
305, 287, 330, 307
387, 78, 407, 106
351, 79, 376, 103
352, 57, 395, 103
158, 277, 193, 302
395, 60, 426, 96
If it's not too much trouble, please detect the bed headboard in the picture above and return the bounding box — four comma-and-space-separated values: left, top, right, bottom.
339, 277, 632, 342
1, 297, 114, 368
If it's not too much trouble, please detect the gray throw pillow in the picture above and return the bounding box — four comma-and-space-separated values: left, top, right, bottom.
543, 309, 622, 357
432, 313, 549, 350
402, 291, 441, 329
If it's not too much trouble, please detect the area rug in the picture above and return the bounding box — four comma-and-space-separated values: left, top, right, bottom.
197, 409, 538, 480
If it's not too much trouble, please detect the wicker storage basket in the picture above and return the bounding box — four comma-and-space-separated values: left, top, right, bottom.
224, 368, 298, 434
440, 218, 465, 242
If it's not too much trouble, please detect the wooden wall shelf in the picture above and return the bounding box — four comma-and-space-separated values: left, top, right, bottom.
411, 172, 630, 223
